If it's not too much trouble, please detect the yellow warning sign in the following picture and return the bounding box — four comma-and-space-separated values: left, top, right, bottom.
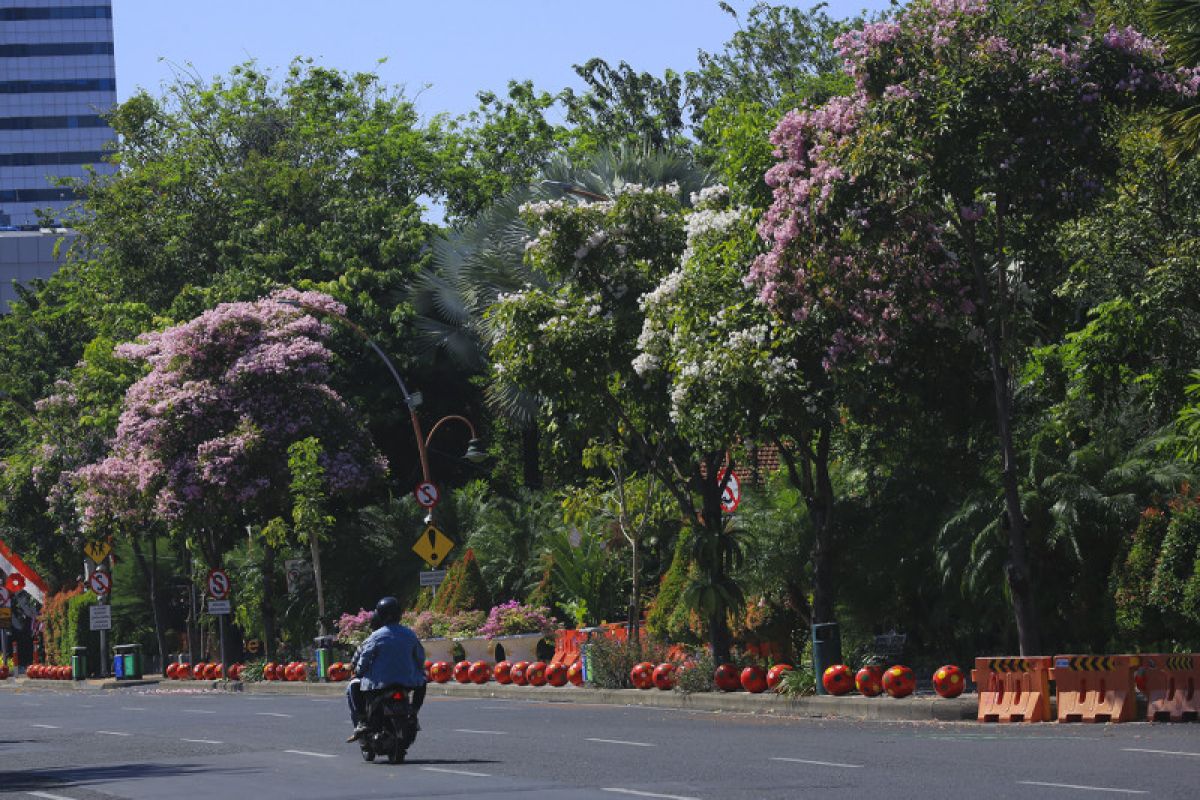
411, 525, 454, 568
84, 539, 112, 564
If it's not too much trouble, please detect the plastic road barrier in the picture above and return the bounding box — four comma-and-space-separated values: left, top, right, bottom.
1140, 653, 1199, 722
1051, 655, 1139, 723
971, 657, 1052, 723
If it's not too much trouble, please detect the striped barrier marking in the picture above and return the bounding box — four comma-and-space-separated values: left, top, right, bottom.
987, 658, 1038, 672
1053, 656, 1139, 671
1161, 655, 1193, 671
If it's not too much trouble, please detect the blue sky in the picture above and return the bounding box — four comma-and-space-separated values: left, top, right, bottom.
112, 0, 893, 120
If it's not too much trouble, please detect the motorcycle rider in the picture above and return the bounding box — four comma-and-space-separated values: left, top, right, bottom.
346, 596, 426, 743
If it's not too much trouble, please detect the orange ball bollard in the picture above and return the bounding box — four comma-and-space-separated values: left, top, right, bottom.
653, 663, 676, 690
933, 664, 966, 698
822, 664, 854, 696
453, 660, 472, 684
856, 665, 884, 697
883, 665, 916, 698
430, 661, 452, 683
567, 660, 584, 686
494, 661, 513, 684
766, 664, 793, 691
741, 665, 768, 693
527, 661, 548, 686
630, 661, 654, 690
545, 663, 569, 687
510, 661, 530, 686
469, 661, 493, 684
294, 662, 308, 681
714, 663, 741, 691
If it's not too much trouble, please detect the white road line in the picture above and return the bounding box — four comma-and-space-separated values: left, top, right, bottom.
1123, 747, 1200, 758
121, 707, 147, 711
602, 789, 701, 800
770, 757, 864, 769
30, 724, 60, 729
587, 737, 656, 747
283, 749, 337, 759
454, 729, 507, 735
256, 712, 292, 718
1018, 781, 1148, 795
182, 709, 216, 714
96, 731, 131, 737
181, 738, 223, 744
28, 791, 76, 800
421, 767, 492, 777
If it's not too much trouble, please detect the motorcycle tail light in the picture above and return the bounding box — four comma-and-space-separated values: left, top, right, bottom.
390, 690, 406, 701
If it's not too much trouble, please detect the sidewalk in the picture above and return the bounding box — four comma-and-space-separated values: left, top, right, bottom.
3, 675, 977, 721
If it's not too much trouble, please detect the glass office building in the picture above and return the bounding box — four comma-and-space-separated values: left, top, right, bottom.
0, 0, 116, 227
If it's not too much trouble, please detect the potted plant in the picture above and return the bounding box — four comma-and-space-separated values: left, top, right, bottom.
403, 610, 455, 663
443, 611, 490, 662
480, 601, 560, 663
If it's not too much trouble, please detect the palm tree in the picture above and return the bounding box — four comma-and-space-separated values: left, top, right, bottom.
1150, 0, 1200, 158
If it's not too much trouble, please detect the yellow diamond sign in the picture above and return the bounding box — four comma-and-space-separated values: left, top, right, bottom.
411, 525, 454, 568
84, 539, 112, 564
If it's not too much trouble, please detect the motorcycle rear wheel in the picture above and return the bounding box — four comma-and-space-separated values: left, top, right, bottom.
387, 743, 406, 764
360, 745, 375, 762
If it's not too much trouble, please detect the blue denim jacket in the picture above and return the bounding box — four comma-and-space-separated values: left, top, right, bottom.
353, 623, 426, 690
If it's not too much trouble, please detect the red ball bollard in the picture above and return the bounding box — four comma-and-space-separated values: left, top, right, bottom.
741, 665, 768, 693
431, 661, 453, 683
423, 660, 433, 681
652, 663, 675, 690
294, 662, 309, 682
213, 663, 224, 680
469, 661, 493, 684
494, 661, 513, 684
714, 663, 741, 691
882, 665, 916, 698
855, 665, 884, 697
932, 664, 966, 698
630, 661, 654, 690
822, 664, 854, 696
545, 663, 568, 687
567, 660, 584, 686
510, 661, 529, 686
527, 661, 548, 686
766, 664, 793, 691
0, 664, 8, 680
453, 660, 472, 684
1134, 666, 1147, 695
192, 662, 208, 680
166, 662, 179, 680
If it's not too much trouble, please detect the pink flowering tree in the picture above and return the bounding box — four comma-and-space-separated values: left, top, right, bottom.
750, 0, 1200, 654
74, 289, 387, 569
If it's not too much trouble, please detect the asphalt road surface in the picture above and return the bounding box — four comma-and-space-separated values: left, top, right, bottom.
2, 686, 1198, 799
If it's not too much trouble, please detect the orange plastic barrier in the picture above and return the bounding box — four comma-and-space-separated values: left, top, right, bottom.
971, 657, 1052, 723
1141, 653, 1199, 722
1051, 655, 1140, 723
550, 629, 585, 666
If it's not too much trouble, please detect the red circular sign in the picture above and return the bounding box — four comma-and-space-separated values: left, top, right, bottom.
87, 571, 110, 596
414, 481, 441, 509
5, 573, 26, 594
207, 569, 230, 600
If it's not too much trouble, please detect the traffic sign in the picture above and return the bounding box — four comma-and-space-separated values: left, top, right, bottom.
719, 468, 741, 513
414, 481, 441, 509
84, 539, 112, 564
411, 525, 454, 568
89, 604, 112, 631
207, 569, 230, 600
5, 572, 25, 593
419, 569, 447, 587
87, 571, 111, 597
207, 599, 231, 615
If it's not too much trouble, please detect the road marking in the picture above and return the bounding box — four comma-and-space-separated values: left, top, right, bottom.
283, 749, 337, 759
1123, 747, 1200, 758
181, 738, 223, 744
770, 757, 864, 769
602, 789, 701, 800
182, 709, 216, 714
256, 712, 292, 718
28, 791, 77, 800
31, 724, 60, 729
421, 767, 492, 777
1018, 781, 1148, 795
96, 731, 131, 736
121, 706, 146, 711
454, 729, 507, 735
587, 738, 656, 747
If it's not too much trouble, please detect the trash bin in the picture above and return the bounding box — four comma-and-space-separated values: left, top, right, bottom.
71, 646, 88, 681
113, 644, 142, 680
313, 635, 336, 681
811, 622, 843, 695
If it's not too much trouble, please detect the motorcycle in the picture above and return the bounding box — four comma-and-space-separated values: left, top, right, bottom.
358, 685, 420, 764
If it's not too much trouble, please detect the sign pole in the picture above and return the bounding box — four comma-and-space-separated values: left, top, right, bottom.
98, 600, 108, 678
218, 613, 227, 679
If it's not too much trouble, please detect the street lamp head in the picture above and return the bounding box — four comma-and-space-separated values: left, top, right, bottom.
463, 438, 488, 464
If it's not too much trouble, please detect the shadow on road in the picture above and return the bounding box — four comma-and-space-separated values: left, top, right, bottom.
1, 762, 257, 791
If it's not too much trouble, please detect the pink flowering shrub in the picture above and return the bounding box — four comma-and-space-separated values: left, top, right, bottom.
478, 600, 559, 638
336, 608, 375, 646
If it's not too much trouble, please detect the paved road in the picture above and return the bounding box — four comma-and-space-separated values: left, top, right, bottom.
3, 686, 1198, 799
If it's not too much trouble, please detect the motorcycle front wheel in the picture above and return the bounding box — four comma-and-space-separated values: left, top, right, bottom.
360, 745, 376, 762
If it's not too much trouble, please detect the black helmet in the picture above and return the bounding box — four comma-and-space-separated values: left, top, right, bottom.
374, 596, 401, 625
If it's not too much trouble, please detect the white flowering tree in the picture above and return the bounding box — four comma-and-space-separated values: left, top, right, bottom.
488, 184, 748, 662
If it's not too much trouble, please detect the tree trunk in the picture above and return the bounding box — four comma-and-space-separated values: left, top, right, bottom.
810, 423, 837, 624
522, 425, 542, 489
705, 460, 733, 665
309, 534, 327, 638
261, 542, 278, 662
628, 537, 641, 647
128, 535, 168, 671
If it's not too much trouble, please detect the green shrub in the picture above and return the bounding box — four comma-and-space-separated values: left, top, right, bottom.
673, 648, 716, 694
585, 635, 668, 689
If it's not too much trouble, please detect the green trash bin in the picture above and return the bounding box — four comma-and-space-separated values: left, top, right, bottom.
811, 622, 843, 695
313, 635, 336, 681
113, 644, 142, 680
71, 646, 88, 681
